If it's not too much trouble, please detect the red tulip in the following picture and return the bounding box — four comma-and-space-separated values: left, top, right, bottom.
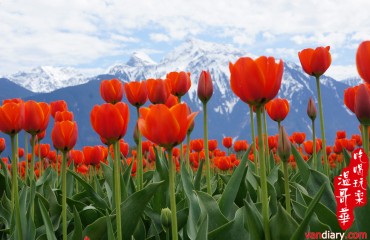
298, 46, 331, 77
233, 140, 248, 152
190, 139, 204, 152
222, 137, 233, 149
215, 156, 231, 171
0, 101, 24, 135
124, 81, 148, 107
119, 139, 129, 158
208, 139, 218, 151
336, 131, 346, 139
166, 71, 191, 98
55, 111, 74, 122
90, 102, 130, 145
146, 79, 171, 104
292, 132, 306, 145
138, 103, 197, 150
37, 130, 46, 141
356, 41, 370, 84
303, 140, 321, 155
51, 121, 78, 152
268, 135, 278, 150
24, 100, 50, 135
265, 98, 290, 122
18, 147, 24, 158
165, 94, 179, 108
344, 85, 358, 114
197, 70, 213, 104
50, 100, 68, 118
83, 146, 104, 166
100, 79, 124, 104
35, 143, 50, 159
77, 164, 89, 174
229, 56, 283, 106
355, 84, 370, 125
0, 138, 5, 154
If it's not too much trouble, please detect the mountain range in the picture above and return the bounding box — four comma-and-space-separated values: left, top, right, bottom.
0, 39, 362, 155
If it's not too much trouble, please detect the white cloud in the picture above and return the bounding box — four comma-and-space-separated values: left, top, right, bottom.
326, 65, 358, 81
1, 0, 370, 74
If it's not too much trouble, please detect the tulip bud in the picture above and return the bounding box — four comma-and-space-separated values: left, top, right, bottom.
160, 208, 172, 231
277, 126, 291, 162
197, 70, 214, 104
307, 97, 317, 120
133, 123, 140, 145
355, 84, 370, 126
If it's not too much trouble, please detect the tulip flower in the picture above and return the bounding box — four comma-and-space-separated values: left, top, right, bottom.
197, 70, 213, 104
356, 40, 370, 84
51, 120, 78, 240
0, 138, 5, 154
222, 137, 233, 155
100, 78, 124, 104
138, 103, 197, 240
68, 150, 84, 166
265, 98, 290, 128
166, 71, 191, 100
299, 46, 331, 176
55, 110, 74, 122
124, 81, 148, 107
146, 78, 171, 104
83, 146, 104, 166
50, 100, 68, 118
165, 94, 179, 108
292, 132, 306, 145
208, 139, 218, 152
24, 100, 50, 135
190, 139, 204, 152
35, 143, 50, 159
344, 85, 358, 114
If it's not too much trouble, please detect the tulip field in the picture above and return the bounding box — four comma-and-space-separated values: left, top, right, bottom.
1, 43, 370, 240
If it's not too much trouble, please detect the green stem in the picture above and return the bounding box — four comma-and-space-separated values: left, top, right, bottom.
186, 132, 191, 173
283, 161, 291, 216
136, 107, 143, 191
315, 76, 329, 176
114, 141, 122, 240
24, 133, 28, 181
361, 125, 370, 186
61, 151, 67, 240
203, 102, 211, 195
38, 140, 43, 177
312, 119, 317, 170
263, 109, 270, 174
249, 105, 258, 175
11, 134, 22, 240
56, 150, 59, 187
30, 134, 36, 220
256, 106, 271, 240
167, 148, 178, 240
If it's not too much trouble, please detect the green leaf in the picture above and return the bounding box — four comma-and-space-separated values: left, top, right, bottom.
306, 170, 336, 212
208, 207, 249, 240
195, 216, 208, 240
67, 169, 108, 210
354, 186, 370, 232
194, 159, 204, 191
269, 203, 298, 240
38, 199, 57, 240
71, 206, 83, 240
291, 144, 310, 185
82, 215, 114, 240
181, 162, 201, 240
106, 211, 115, 240
343, 149, 351, 167
122, 181, 164, 239
291, 184, 325, 240
79, 205, 104, 227
196, 191, 228, 232
0, 158, 11, 198
218, 145, 250, 219
244, 197, 263, 240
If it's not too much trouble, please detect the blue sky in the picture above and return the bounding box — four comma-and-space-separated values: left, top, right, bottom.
1, 0, 370, 80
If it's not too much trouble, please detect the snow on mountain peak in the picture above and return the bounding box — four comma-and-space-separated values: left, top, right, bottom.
126, 52, 156, 67
7, 66, 88, 93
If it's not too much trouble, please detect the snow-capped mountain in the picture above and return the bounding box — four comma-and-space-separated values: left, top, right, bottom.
0, 38, 361, 151
5, 66, 89, 93
341, 77, 362, 86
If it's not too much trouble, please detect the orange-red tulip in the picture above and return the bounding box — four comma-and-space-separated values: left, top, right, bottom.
50, 100, 68, 118
0, 101, 24, 135
355, 84, 370, 125
55, 111, 74, 122
292, 132, 306, 145
222, 137, 233, 149
233, 140, 248, 152
119, 139, 129, 158
190, 139, 204, 152
100, 79, 124, 104
336, 131, 346, 139
166, 71, 191, 98
146, 79, 171, 104
208, 139, 218, 151
0, 138, 5, 154
83, 146, 104, 166
303, 140, 321, 155
69, 150, 84, 165
37, 130, 46, 141
77, 164, 89, 174
18, 147, 24, 158
298, 46, 331, 77
24, 100, 50, 135
215, 156, 231, 171
229, 56, 283, 106
197, 70, 213, 104
90, 102, 130, 145
124, 81, 148, 107
265, 98, 290, 122
344, 85, 358, 114
35, 143, 50, 159
51, 121, 78, 152
356, 41, 370, 84
138, 103, 197, 150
